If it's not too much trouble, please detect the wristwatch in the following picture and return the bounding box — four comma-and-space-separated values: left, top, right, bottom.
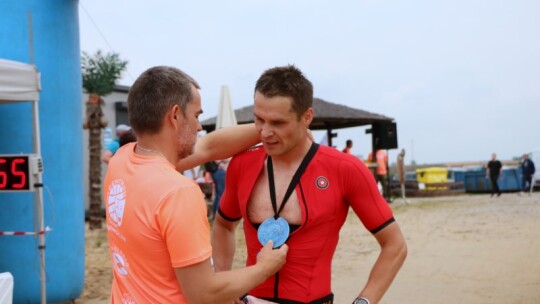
352, 297, 370, 304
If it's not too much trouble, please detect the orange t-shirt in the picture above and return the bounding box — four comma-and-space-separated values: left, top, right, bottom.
367, 150, 388, 176
103, 143, 212, 303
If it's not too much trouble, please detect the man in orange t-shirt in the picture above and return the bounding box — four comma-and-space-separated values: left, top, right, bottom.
103, 66, 288, 304
367, 149, 389, 198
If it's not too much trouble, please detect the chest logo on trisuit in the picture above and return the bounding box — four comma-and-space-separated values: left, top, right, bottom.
316, 176, 329, 189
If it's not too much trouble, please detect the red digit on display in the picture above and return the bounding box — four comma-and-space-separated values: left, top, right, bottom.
0, 158, 6, 188
12, 158, 27, 189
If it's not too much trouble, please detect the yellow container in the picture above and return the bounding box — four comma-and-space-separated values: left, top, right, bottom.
416, 167, 448, 190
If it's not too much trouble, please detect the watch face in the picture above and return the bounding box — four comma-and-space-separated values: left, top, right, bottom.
353, 299, 369, 304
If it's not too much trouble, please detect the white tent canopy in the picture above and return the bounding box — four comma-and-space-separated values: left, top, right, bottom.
0, 58, 41, 103
216, 85, 237, 130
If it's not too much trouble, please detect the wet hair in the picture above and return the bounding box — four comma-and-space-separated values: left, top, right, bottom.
128, 66, 200, 135
254, 65, 313, 119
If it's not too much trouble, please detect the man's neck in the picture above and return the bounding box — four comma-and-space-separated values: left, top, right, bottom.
136, 134, 176, 164
270, 138, 313, 167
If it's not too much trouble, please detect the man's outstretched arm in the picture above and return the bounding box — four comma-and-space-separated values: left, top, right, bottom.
176, 123, 259, 172
175, 240, 287, 304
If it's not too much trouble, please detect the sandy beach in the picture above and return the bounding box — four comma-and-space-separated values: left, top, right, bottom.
78, 192, 540, 304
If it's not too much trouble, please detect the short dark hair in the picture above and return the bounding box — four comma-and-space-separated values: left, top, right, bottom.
346, 139, 353, 146
128, 66, 200, 135
254, 65, 313, 119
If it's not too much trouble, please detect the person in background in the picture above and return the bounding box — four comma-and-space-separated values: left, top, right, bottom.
520, 153, 535, 195
101, 124, 132, 164
182, 167, 198, 180
367, 149, 389, 199
204, 159, 226, 218
212, 65, 406, 304
103, 66, 287, 303
118, 129, 137, 147
342, 139, 353, 154
485, 152, 502, 197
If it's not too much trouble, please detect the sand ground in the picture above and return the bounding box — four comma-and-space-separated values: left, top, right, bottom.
78, 192, 540, 304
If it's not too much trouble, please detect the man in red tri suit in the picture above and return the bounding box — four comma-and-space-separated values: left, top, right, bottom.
212, 65, 407, 304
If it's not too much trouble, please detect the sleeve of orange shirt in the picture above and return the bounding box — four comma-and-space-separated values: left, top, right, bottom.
156, 183, 212, 268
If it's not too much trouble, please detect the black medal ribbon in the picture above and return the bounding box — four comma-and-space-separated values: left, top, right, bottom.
257, 142, 319, 248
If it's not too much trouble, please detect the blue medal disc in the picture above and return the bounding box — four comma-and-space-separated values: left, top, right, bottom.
257, 217, 290, 248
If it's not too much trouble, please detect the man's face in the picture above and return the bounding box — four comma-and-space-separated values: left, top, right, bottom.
176, 86, 202, 159
253, 91, 311, 158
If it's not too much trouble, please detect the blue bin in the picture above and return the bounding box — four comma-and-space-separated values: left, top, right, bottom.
464, 167, 522, 193
0, 1, 84, 303
464, 168, 491, 193
448, 168, 466, 183
499, 167, 521, 191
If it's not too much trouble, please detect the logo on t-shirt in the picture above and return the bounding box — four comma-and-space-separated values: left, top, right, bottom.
108, 179, 127, 227
122, 294, 136, 304
111, 246, 129, 276
316, 176, 329, 189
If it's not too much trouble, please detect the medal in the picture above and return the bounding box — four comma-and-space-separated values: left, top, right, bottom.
258, 217, 290, 248
256, 143, 319, 248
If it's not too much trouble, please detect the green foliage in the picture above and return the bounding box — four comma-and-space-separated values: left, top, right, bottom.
81, 50, 128, 96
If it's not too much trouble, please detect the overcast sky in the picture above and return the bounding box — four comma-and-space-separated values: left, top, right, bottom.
79, 0, 540, 165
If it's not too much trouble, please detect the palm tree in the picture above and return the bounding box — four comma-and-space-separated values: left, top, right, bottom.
82, 50, 127, 230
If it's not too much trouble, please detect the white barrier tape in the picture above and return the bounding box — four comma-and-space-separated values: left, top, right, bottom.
0, 226, 52, 236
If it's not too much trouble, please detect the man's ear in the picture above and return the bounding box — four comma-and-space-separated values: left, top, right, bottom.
303, 107, 314, 126
166, 105, 182, 129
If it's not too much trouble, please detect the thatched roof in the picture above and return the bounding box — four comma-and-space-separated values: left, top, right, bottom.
201, 97, 393, 132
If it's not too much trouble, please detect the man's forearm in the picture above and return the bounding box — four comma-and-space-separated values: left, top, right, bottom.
176, 241, 288, 304
202, 123, 259, 159
357, 224, 407, 304
177, 123, 258, 171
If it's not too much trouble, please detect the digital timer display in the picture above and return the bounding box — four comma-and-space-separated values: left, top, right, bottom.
0, 155, 31, 191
